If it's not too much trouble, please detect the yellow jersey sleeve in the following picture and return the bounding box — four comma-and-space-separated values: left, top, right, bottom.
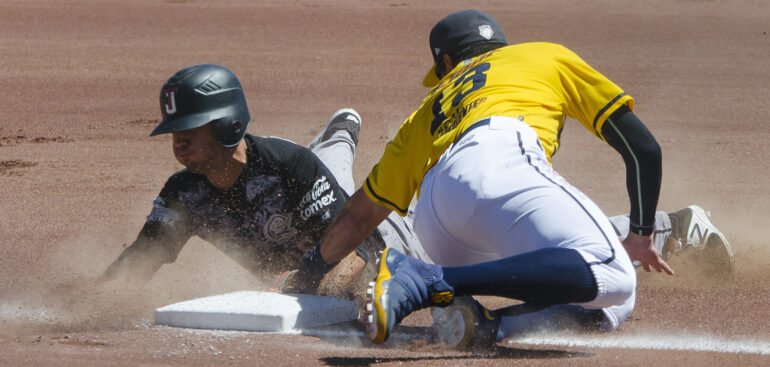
552, 44, 634, 139
363, 111, 431, 215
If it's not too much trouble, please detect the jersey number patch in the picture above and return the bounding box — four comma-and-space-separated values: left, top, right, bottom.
430, 63, 491, 135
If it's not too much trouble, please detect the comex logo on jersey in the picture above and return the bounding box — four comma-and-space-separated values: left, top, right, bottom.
298, 176, 337, 220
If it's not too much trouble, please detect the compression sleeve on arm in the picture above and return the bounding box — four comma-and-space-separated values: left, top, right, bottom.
601, 104, 662, 236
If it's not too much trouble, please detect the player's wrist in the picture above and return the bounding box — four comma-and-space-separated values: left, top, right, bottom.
294, 242, 340, 292
629, 222, 654, 236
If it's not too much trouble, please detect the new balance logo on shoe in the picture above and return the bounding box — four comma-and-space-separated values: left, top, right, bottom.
689, 223, 710, 247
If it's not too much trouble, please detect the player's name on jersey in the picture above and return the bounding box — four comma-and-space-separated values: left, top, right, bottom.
435, 97, 487, 137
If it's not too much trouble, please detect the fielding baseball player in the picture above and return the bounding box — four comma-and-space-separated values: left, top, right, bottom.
102, 64, 427, 300
295, 10, 734, 348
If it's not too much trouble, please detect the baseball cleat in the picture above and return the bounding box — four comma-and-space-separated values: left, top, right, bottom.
431, 296, 500, 350
669, 205, 735, 274
308, 108, 361, 150
365, 248, 454, 344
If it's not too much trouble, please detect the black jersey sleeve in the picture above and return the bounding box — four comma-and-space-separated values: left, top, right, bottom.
601, 104, 662, 236
103, 174, 193, 282
282, 143, 348, 240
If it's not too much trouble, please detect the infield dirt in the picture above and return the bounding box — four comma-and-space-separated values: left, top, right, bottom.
1, 0, 769, 365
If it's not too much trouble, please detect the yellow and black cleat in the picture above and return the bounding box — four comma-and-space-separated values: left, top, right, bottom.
365, 248, 454, 344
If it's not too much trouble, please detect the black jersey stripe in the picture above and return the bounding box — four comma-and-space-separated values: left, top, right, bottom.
516, 131, 616, 266
365, 178, 409, 215
592, 92, 628, 134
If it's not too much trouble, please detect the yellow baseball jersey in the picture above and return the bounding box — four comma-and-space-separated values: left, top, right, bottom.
364, 42, 634, 215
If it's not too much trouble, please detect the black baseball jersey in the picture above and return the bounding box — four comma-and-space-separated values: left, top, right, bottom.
108, 134, 347, 280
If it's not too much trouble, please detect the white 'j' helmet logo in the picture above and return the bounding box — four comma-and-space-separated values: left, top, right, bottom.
164, 87, 178, 115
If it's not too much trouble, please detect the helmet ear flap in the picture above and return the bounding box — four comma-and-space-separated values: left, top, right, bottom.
210, 118, 246, 147
232, 120, 243, 135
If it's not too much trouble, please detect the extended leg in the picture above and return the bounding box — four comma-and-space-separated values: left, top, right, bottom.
308, 108, 360, 195
366, 247, 615, 344
409, 118, 636, 347
307, 108, 430, 261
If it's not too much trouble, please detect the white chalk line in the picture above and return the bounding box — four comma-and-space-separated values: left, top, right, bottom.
176, 326, 770, 355
514, 333, 770, 355
9, 298, 762, 357
295, 328, 770, 356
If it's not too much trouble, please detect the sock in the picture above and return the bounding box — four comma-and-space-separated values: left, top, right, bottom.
442, 247, 598, 305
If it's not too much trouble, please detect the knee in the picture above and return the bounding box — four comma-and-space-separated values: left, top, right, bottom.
593, 264, 636, 309
600, 290, 636, 331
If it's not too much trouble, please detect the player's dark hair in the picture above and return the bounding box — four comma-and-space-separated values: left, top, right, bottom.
437, 43, 506, 79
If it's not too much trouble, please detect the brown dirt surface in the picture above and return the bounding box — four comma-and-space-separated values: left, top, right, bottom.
1, 0, 769, 365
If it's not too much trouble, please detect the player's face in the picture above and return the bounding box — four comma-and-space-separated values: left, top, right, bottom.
172, 124, 221, 174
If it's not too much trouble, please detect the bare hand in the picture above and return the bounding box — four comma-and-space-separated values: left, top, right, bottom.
269, 252, 365, 299
316, 252, 365, 299
622, 232, 675, 275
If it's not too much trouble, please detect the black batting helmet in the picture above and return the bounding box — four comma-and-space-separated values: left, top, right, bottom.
151, 64, 251, 147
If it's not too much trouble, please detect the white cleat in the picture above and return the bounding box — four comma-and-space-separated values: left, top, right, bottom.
669, 205, 735, 274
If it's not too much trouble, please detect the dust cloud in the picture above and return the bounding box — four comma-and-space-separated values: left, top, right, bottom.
0, 232, 268, 337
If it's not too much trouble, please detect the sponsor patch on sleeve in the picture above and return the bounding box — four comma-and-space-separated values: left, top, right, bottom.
146, 197, 180, 224
297, 176, 338, 220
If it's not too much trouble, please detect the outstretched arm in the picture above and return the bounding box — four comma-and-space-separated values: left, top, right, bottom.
102, 222, 187, 283
602, 105, 673, 275
320, 188, 392, 263
283, 188, 392, 294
